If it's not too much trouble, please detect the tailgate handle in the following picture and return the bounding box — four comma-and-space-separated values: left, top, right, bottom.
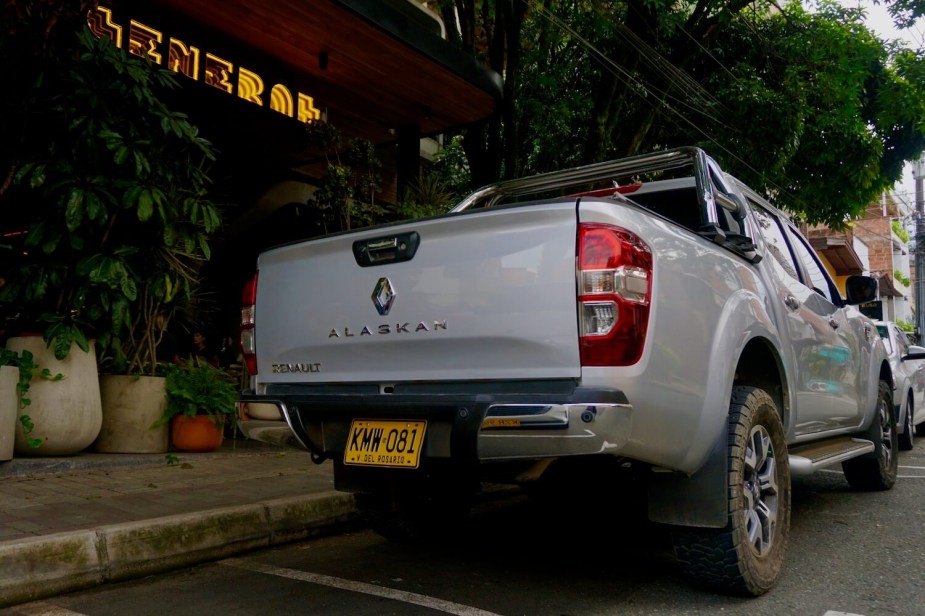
353, 232, 420, 267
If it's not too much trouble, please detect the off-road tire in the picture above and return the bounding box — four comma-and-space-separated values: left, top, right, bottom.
899, 396, 915, 451
673, 386, 791, 596
842, 380, 897, 491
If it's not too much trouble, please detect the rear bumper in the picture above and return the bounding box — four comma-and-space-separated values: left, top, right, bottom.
237, 384, 632, 463
476, 401, 632, 459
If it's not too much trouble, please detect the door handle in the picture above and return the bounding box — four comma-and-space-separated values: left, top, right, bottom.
784, 295, 800, 311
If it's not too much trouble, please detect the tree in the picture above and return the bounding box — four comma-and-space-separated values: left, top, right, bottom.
440, 0, 925, 227
0, 4, 221, 370
437, 0, 529, 187
885, 0, 925, 28
304, 122, 384, 233
685, 2, 925, 226
395, 135, 471, 220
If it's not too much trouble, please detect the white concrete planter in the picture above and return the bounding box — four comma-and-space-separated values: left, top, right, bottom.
6, 336, 103, 456
95, 375, 169, 453
0, 365, 18, 461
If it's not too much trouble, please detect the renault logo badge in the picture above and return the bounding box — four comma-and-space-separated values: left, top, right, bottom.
372, 277, 396, 315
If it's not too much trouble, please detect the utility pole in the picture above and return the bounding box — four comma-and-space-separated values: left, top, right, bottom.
915, 156, 925, 341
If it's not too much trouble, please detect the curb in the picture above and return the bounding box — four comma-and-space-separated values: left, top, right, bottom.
0, 491, 359, 608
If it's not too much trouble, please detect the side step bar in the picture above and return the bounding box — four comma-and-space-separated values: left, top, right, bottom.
788, 437, 875, 476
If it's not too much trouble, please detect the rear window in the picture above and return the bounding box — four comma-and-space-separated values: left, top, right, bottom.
629, 186, 704, 231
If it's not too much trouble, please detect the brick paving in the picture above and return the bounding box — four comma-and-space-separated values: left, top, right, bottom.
0, 439, 336, 541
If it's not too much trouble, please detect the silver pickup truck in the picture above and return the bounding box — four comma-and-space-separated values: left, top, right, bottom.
237, 147, 895, 595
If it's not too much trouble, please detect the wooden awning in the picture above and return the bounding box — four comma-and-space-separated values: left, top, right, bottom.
875, 272, 906, 298
129, 0, 501, 147
809, 236, 865, 276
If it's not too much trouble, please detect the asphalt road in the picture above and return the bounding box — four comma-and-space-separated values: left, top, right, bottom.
6, 441, 925, 616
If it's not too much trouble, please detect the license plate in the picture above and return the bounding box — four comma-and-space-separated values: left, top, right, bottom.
344, 420, 427, 468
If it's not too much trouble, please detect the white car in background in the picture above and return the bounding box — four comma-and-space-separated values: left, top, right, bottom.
876, 320, 925, 450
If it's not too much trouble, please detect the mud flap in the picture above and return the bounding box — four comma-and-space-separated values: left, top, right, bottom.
646, 428, 728, 528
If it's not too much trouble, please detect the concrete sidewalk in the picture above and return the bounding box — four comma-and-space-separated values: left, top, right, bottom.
0, 439, 360, 608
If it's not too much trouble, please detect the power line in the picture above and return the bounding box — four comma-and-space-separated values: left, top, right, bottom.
531, 4, 734, 131
529, 1, 802, 205
528, 0, 924, 219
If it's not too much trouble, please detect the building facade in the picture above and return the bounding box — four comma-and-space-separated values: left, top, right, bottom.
853, 195, 915, 324
81, 0, 502, 338
807, 192, 915, 325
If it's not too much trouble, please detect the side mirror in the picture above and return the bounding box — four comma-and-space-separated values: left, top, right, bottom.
903, 345, 925, 361
845, 275, 878, 305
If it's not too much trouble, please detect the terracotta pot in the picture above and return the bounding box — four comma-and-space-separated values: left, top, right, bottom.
95, 375, 169, 453
170, 415, 225, 452
6, 336, 102, 456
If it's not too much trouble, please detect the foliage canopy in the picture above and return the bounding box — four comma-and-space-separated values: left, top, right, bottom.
438, 0, 925, 227
0, 4, 220, 371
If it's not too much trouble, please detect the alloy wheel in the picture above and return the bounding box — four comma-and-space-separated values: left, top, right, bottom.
878, 396, 894, 469
743, 424, 779, 557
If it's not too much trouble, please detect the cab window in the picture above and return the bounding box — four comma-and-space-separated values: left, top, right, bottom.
894, 326, 910, 355
750, 203, 800, 281
784, 226, 840, 305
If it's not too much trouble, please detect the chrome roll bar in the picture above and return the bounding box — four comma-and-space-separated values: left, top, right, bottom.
450, 146, 714, 214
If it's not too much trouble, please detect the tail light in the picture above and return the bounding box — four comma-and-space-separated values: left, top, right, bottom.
578, 224, 652, 366
240, 271, 258, 375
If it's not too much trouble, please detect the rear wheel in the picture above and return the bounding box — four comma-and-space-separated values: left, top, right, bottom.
899, 396, 915, 451
842, 380, 897, 490
672, 386, 791, 596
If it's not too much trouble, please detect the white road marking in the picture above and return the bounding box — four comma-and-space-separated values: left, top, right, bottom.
7, 603, 89, 616
221, 557, 503, 616
823, 611, 866, 616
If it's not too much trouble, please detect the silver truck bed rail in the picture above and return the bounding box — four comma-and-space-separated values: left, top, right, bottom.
451, 146, 712, 213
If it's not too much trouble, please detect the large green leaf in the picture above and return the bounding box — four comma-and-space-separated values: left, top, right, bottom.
198, 234, 211, 260
120, 276, 137, 301
41, 231, 62, 255
163, 225, 177, 247
113, 145, 129, 166
137, 189, 154, 221
65, 189, 85, 232
85, 192, 105, 223
122, 185, 142, 209
164, 274, 176, 303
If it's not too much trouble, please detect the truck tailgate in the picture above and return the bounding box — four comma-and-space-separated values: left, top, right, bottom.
255, 202, 581, 384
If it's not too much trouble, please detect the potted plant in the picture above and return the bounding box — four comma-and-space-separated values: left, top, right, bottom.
0, 18, 221, 453
0, 350, 18, 461
0, 348, 40, 460
0, 345, 68, 458
154, 360, 238, 452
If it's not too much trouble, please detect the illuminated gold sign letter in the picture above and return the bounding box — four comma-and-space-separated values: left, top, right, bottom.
128, 20, 163, 64
204, 53, 234, 94
87, 6, 122, 48
86, 6, 324, 126
238, 66, 265, 106
298, 93, 321, 124
168, 38, 200, 80
270, 85, 294, 117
